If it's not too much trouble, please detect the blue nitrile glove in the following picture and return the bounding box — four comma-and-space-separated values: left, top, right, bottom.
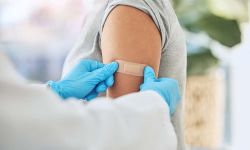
47, 60, 118, 100
140, 66, 181, 115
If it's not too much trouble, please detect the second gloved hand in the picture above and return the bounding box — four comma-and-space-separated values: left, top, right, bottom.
140, 66, 181, 115
47, 60, 118, 100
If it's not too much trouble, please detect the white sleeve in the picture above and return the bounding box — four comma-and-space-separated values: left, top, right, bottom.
0, 81, 177, 150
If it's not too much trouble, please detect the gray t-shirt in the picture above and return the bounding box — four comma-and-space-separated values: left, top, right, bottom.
62, 0, 186, 149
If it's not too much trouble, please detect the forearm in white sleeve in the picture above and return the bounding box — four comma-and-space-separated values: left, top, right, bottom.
0, 80, 177, 150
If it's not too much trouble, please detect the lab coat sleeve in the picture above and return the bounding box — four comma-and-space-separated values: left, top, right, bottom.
0, 82, 177, 150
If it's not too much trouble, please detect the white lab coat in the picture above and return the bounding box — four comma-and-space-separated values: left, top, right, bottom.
0, 52, 177, 150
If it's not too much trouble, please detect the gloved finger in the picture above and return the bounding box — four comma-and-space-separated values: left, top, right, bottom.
96, 81, 108, 93
47, 80, 67, 99
64, 60, 105, 79
79, 59, 105, 72
139, 83, 145, 91
85, 93, 98, 101
105, 75, 115, 87
84, 90, 98, 101
170, 101, 178, 115
96, 76, 114, 93
92, 62, 118, 82
143, 66, 156, 83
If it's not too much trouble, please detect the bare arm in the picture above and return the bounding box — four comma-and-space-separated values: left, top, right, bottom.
101, 5, 161, 98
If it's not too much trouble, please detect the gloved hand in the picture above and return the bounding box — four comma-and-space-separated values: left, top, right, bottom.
47, 60, 118, 100
140, 66, 181, 115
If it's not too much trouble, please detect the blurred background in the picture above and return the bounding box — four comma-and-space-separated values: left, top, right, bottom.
0, 0, 249, 149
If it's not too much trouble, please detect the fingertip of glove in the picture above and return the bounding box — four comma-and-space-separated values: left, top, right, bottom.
96, 84, 107, 93
170, 110, 174, 116
105, 76, 114, 87
109, 61, 119, 69
47, 80, 56, 88
144, 66, 154, 72
113, 62, 119, 69
139, 84, 145, 91
103, 62, 119, 74
143, 66, 156, 82
85, 94, 98, 101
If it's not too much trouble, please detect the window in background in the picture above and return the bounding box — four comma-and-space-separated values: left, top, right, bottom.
0, 0, 92, 82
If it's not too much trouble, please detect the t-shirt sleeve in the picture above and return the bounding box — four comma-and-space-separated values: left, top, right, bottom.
99, 0, 169, 51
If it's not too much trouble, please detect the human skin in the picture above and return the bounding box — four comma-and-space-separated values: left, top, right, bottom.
101, 5, 161, 98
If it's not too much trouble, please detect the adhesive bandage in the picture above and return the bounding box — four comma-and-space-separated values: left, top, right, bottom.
116, 60, 146, 76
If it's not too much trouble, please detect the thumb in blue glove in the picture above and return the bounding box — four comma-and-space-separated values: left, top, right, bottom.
47, 60, 118, 100
140, 66, 181, 115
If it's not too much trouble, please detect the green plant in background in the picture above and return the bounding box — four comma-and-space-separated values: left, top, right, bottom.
172, 0, 248, 75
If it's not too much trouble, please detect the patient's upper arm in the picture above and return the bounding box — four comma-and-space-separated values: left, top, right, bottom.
101, 5, 161, 98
